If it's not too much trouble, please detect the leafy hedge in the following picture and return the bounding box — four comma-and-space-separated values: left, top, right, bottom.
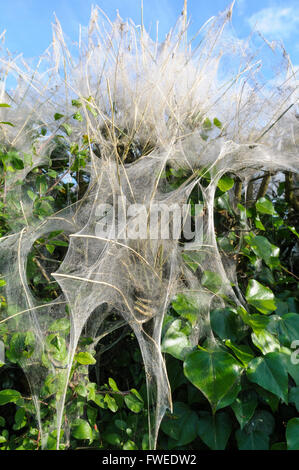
0, 109, 299, 450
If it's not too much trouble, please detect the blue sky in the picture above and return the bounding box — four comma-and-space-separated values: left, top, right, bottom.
0, 0, 298, 66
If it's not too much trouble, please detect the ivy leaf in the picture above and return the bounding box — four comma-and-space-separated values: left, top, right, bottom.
245, 280, 276, 315
235, 428, 268, 450
251, 330, 281, 355
286, 418, 299, 450
161, 319, 192, 360
280, 348, 299, 386
247, 352, 288, 403
201, 271, 223, 294
184, 347, 242, 412
248, 235, 280, 269
225, 340, 254, 367
256, 197, 276, 215
171, 293, 198, 325
269, 313, 299, 348
197, 411, 232, 449
210, 308, 241, 342
254, 215, 265, 231
231, 390, 258, 429
161, 402, 199, 446
235, 411, 274, 450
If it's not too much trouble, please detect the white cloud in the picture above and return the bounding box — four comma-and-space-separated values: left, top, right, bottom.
248, 6, 299, 40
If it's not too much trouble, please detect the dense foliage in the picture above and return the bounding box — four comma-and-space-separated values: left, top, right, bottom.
0, 108, 298, 450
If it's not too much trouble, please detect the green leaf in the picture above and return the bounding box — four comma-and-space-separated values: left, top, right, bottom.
248, 235, 280, 269
102, 432, 120, 446
13, 408, 27, 430
61, 123, 72, 136
73, 111, 83, 122
197, 411, 232, 449
161, 402, 199, 446
270, 313, 299, 348
0, 389, 21, 405
161, 319, 192, 360
9, 331, 35, 361
0, 103, 11, 107
184, 347, 242, 412
213, 117, 222, 128
75, 352, 96, 365
171, 293, 199, 325
225, 340, 254, 367
210, 308, 241, 342
201, 271, 223, 294
231, 390, 258, 429
217, 175, 234, 192
124, 389, 144, 413
27, 189, 37, 201
11, 156, 24, 170
122, 440, 138, 450
247, 352, 288, 403
71, 99, 82, 108
0, 121, 14, 126
54, 113, 64, 121
288, 226, 299, 239
280, 348, 299, 386
251, 330, 280, 354
71, 418, 93, 442
286, 418, 299, 450
245, 280, 276, 315
108, 377, 119, 391
235, 410, 274, 450
256, 197, 276, 215
202, 117, 212, 130
92, 393, 107, 409
237, 306, 270, 331
254, 215, 265, 230
271, 442, 287, 450
115, 419, 127, 431
289, 387, 299, 412
45, 244, 55, 254
48, 318, 70, 332
104, 394, 118, 412
235, 428, 269, 450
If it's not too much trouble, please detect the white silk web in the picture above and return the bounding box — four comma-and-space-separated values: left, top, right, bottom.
0, 3, 298, 449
